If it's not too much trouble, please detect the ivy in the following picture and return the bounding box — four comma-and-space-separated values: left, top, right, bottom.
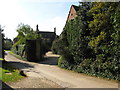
53, 2, 120, 81
88, 32, 106, 48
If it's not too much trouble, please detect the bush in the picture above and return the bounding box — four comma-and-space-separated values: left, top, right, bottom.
11, 44, 25, 57
58, 56, 72, 69
51, 38, 59, 54
4, 38, 13, 50
55, 2, 120, 81
41, 39, 51, 55
11, 47, 16, 54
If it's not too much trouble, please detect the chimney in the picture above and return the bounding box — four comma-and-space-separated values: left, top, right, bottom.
36, 24, 39, 31
54, 27, 56, 34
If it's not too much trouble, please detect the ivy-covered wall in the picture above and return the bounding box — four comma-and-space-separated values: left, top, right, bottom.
52, 2, 120, 81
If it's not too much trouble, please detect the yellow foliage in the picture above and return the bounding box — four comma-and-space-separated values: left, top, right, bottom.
88, 32, 106, 47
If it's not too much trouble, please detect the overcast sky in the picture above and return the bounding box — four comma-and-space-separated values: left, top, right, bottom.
0, 0, 79, 40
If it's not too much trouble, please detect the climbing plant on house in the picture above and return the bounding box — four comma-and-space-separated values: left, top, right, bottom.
53, 2, 120, 81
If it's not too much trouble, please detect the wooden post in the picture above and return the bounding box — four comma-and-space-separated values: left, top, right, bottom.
0, 32, 2, 58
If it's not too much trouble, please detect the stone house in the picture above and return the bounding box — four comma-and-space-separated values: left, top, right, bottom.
36, 25, 56, 42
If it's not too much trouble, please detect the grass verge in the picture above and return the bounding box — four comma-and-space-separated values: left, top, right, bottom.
0, 58, 4, 61
0, 62, 25, 82
4, 50, 10, 52
9, 51, 27, 61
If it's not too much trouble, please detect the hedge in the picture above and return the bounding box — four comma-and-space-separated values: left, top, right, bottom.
55, 2, 120, 81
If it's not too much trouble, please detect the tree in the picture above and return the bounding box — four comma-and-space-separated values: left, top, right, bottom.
64, 2, 92, 64
4, 38, 13, 50
13, 23, 38, 47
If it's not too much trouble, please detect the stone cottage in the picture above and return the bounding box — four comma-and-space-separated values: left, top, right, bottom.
36, 25, 56, 42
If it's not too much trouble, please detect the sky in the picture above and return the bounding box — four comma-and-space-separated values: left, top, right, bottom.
0, 0, 80, 40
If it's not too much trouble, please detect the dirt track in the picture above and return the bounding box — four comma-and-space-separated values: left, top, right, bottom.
5, 51, 119, 88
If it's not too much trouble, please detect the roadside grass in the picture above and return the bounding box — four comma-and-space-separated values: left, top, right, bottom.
0, 62, 24, 82
4, 50, 10, 52
9, 51, 27, 61
0, 58, 4, 61
9, 51, 45, 62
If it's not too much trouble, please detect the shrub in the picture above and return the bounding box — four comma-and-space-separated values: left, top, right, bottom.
11, 44, 25, 56
58, 56, 71, 69
51, 38, 60, 54
54, 2, 120, 81
4, 38, 13, 50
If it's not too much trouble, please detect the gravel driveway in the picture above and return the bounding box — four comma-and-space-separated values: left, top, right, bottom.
5, 51, 119, 88
5, 52, 62, 88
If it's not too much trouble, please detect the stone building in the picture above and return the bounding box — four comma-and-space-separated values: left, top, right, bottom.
36, 25, 56, 42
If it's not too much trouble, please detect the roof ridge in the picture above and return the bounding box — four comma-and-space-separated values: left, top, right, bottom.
72, 5, 79, 11
72, 4, 78, 6
39, 31, 55, 33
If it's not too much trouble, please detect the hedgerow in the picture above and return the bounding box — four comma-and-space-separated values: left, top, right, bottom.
55, 2, 120, 81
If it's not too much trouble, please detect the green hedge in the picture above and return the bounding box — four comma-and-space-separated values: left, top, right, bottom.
56, 2, 120, 81
0, 58, 4, 60
58, 56, 119, 81
11, 44, 25, 57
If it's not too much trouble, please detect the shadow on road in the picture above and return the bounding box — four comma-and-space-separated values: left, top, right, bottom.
39, 56, 59, 66
6, 61, 34, 70
2, 81, 13, 90
5, 52, 8, 55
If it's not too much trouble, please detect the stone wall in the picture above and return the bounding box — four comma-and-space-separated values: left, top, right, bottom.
25, 40, 43, 62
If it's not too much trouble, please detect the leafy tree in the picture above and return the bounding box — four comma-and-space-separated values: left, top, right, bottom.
54, 2, 92, 65
4, 38, 13, 50
13, 23, 39, 47
65, 2, 92, 64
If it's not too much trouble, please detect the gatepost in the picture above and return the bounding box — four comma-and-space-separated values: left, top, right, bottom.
0, 29, 3, 90
0, 31, 3, 58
